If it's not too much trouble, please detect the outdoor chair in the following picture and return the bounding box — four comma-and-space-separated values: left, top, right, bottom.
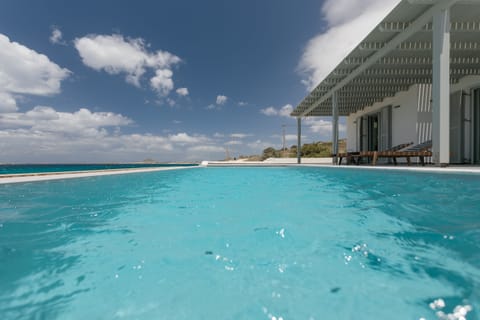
337, 151, 360, 165
356, 142, 414, 165
368, 140, 432, 166
337, 142, 414, 165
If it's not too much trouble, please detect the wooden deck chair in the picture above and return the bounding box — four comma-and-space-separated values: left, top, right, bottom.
370, 140, 432, 166
356, 142, 413, 165
336, 151, 360, 165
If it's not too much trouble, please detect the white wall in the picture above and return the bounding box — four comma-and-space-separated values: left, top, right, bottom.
392, 85, 421, 146
346, 85, 421, 151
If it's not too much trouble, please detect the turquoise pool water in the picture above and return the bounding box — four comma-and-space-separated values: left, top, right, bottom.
0, 167, 479, 319
0, 163, 197, 175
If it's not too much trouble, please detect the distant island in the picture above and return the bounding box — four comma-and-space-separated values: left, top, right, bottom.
142, 158, 160, 164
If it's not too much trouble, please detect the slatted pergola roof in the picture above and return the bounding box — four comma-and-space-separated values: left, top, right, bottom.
291, 0, 480, 117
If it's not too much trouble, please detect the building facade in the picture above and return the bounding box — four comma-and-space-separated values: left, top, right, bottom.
346, 76, 480, 163
291, 0, 480, 166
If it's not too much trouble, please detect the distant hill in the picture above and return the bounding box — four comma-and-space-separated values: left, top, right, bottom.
243, 139, 347, 160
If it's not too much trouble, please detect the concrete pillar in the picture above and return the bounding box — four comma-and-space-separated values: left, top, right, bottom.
432, 7, 450, 166
297, 117, 302, 164
332, 92, 339, 165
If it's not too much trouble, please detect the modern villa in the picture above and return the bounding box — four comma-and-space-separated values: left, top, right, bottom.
291, 0, 480, 166
2, 1, 480, 318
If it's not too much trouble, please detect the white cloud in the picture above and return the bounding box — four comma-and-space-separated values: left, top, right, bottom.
168, 132, 209, 144
75, 34, 146, 85
246, 139, 272, 150
298, 0, 400, 89
285, 134, 301, 142
206, 95, 229, 111
49, 26, 66, 45
270, 133, 305, 145
0, 128, 177, 162
0, 33, 70, 112
278, 104, 294, 117
238, 101, 247, 106
150, 69, 174, 96
166, 98, 176, 107
216, 95, 228, 105
304, 118, 346, 137
321, 0, 387, 26
188, 145, 225, 153
74, 34, 181, 94
176, 87, 189, 96
0, 106, 132, 133
260, 107, 277, 116
225, 140, 242, 146
0, 92, 17, 113
230, 133, 251, 139
260, 104, 293, 118
0, 106, 230, 162
271, 133, 306, 142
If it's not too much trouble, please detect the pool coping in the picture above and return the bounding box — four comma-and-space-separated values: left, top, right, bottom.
0, 166, 200, 185
205, 161, 480, 175
301, 164, 480, 174
1, 161, 479, 185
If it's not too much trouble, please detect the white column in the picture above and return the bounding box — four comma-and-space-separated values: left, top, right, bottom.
297, 117, 302, 164
432, 7, 450, 166
332, 92, 339, 165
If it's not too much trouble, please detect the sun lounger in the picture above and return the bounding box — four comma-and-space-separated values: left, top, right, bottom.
338, 142, 414, 165
356, 142, 413, 165
369, 140, 432, 166
337, 152, 360, 165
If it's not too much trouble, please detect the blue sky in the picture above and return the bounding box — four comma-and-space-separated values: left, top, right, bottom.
0, 0, 398, 162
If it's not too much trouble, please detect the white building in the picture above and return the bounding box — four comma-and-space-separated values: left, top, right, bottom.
291, 0, 480, 166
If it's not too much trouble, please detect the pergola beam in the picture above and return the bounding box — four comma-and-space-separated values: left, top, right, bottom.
321, 76, 434, 85
296, 0, 461, 118
339, 85, 411, 92
358, 40, 480, 51
341, 56, 480, 65
333, 68, 434, 76
408, 0, 480, 4
379, 21, 480, 32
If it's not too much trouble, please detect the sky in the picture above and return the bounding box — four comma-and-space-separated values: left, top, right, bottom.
0, 0, 399, 162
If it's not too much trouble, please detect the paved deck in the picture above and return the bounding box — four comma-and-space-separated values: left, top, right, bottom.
0, 166, 198, 185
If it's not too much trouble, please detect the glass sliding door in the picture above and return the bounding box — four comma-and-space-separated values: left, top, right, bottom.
379, 106, 392, 151
358, 116, 368, 152
449, 91, 463, 163
367, 114, 379, 151
474, 89, 480, 164
356, 107, 391, 156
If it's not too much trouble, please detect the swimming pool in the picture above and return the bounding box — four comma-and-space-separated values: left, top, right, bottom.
0, 167, 478, 319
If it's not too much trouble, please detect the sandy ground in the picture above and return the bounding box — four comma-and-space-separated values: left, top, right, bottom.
0, 166, 199, 185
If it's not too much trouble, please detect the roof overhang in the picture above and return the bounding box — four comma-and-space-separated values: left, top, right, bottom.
291, 0, 480, 117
